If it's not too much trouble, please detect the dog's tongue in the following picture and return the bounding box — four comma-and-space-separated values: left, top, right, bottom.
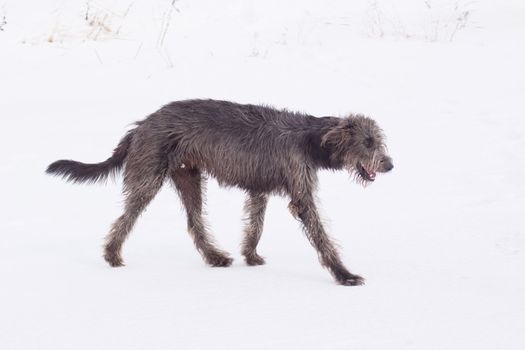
368, 171, 376, 180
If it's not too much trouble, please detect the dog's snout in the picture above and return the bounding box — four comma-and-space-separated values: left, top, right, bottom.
381, 157, 394, 172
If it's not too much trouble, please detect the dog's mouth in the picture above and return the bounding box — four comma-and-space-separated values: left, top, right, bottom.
356, 162, 376, 182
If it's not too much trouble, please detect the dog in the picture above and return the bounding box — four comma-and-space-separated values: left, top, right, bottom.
47, 99, 393, 286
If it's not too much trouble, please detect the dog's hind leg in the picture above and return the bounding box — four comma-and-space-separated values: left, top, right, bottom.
104, 163, 165, 267
241, 192, 268, 266
170, 167, 233, 267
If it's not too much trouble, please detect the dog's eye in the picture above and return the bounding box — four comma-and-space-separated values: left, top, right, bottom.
364, 137, 374, 148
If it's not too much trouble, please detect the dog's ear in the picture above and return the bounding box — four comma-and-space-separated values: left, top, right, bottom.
321, 118, 354, 148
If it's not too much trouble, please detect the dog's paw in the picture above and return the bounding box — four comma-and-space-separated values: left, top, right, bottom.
245, 253, 266, 266
104, 252, 125, 267
337, 274, 365, 286
207, 253, 233, 267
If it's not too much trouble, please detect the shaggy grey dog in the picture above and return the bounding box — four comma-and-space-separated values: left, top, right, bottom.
47, 99, 393, 286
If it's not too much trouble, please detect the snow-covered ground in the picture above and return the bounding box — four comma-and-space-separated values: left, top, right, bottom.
1, 1, 524, 349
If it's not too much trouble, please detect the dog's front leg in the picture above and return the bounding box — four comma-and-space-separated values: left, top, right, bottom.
289, 194, 364, 286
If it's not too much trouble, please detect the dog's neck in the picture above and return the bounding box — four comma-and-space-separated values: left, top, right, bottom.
305, 117, 345, 171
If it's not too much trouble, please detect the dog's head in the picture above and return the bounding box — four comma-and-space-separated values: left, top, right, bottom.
321, 115, 393, 185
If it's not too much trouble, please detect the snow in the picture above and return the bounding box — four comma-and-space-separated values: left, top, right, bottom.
1, 1, 524, 349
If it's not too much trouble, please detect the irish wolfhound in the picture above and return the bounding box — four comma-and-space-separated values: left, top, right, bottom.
47, 99, 393, 286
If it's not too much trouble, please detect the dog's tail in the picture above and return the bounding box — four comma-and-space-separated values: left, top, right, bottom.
46, 130, 134, 184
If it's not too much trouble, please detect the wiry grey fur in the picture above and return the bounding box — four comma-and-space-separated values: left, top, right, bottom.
46, 99, 393, 286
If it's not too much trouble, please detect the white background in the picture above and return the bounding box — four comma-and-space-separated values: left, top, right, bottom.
1, 1, 524, 349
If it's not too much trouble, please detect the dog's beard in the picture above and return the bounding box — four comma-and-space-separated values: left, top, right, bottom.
348, 160, 380, 187
345, 165, 367, 187
349, 149, 389, 186
348, 166, 373, 187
